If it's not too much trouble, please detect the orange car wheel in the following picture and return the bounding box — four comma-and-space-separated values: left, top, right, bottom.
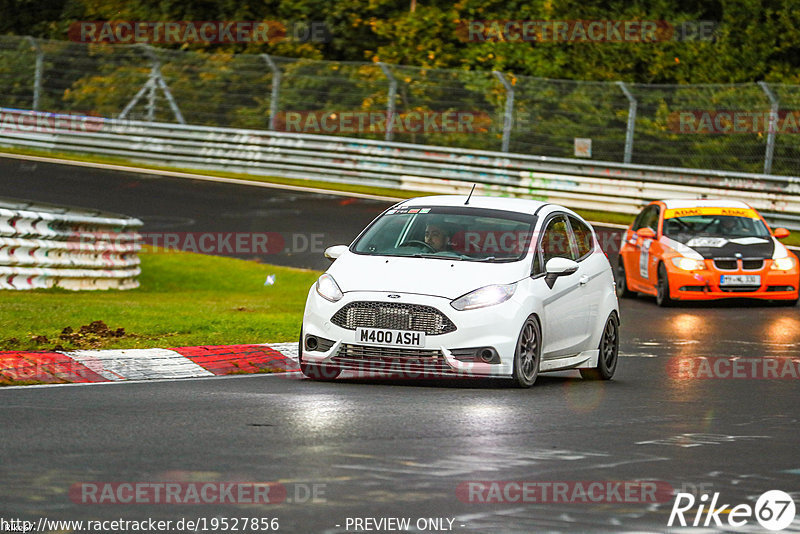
656, 263, 674, 307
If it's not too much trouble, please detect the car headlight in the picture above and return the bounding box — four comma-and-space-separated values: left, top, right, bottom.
315, 273, 343, 302
771, 256, 795, 271
671, 257, 706, 271
451, 283, 517, 311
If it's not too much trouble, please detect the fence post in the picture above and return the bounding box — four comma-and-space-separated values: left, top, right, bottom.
146, 64, 158, 122
378, 62, 397, 141
493, 71, 514, 153
261, 54, 281, 130
25, 37, 43, 111
758, 81, 778, 175
616, 81, 637, 164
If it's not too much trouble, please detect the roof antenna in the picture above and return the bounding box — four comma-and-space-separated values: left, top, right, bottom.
465, 183, 476, 205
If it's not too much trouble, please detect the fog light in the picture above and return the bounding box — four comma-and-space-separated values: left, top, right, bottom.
305, 336, 318, 351
480, 349, 494, 363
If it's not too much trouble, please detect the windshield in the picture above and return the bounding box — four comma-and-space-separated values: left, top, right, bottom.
352, 206, 537, 262
663, 215, 770, 242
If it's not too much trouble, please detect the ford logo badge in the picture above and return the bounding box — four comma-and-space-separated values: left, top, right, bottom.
387, 294, 401, 299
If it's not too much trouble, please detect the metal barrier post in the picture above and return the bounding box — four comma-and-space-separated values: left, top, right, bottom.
758, 81, 779, 175
378, 62, 397, 142
25, 37, 43, 111
493, 71, 514, 153
616, 81, 637, 164
261, 54, 282, 131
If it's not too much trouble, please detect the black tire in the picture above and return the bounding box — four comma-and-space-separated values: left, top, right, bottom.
512, 316, 541, 388
615, 260, 635, 298
656, 263, 674, 307
580, 313, 619, 380
298, 329, 341, 380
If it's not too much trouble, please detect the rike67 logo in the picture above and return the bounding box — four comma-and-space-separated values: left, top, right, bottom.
668, 490, 796, 531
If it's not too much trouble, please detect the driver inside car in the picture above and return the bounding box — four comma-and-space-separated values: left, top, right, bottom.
424, 223, 452, 252
716, 217, 743, 235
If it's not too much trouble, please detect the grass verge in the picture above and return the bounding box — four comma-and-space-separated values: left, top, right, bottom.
0, 247, 321, 351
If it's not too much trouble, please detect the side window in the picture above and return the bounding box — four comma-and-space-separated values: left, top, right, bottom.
646, 207, 660, 232
635, 206, 660, 233
540, 216, 575, 266
633, 206, 658, 231
531, 249, 543, 276
632, 208, 647, 231
568, 216, 594, 259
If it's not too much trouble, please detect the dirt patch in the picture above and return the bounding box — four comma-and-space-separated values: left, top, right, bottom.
56, 321, 129, 349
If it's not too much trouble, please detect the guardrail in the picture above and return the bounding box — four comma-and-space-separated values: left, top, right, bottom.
2, 107, 800, 231
0, 197, 142, 290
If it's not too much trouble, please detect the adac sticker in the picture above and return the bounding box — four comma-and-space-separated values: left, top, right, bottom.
664, 207, 759, 219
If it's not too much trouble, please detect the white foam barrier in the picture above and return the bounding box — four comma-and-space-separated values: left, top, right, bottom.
0, 198, 142, 290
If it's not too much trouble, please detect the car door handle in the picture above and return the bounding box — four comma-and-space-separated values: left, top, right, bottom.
579, 275, 589, 285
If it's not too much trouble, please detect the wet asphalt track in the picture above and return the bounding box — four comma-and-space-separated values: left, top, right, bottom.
1, 154, 799, 533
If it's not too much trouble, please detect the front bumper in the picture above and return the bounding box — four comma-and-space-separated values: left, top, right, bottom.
666, 263, 799, 301
301, 289, 527, 378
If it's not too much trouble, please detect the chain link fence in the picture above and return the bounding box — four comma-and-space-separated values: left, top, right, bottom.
2, 34, 799, 176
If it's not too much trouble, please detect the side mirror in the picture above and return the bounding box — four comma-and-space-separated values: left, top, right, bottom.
773, 227, 790, 239
636, 227, 656, 239
544, 257, 579, 289
324, 245, 349, 262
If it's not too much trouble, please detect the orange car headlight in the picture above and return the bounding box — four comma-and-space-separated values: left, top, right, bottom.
671, 257, 706, 271
771, 257, 795, 271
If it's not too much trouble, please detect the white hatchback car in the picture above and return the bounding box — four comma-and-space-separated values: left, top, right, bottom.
300, 195, 619, 387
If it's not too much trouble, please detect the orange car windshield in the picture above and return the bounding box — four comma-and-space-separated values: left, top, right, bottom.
663, 215, 770, 240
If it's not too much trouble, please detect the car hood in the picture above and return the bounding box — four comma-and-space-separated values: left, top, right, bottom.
662, 235, 775, 259
326, 252, 529, 299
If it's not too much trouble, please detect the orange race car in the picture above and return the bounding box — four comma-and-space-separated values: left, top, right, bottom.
616, 199, 799, 306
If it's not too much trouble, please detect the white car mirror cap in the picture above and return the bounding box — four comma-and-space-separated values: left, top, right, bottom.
545, 257, 579, 275
324, 245, 349, 261
544, 257, 579, 289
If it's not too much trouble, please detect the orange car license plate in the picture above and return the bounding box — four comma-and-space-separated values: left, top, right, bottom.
720, 275, 760, 286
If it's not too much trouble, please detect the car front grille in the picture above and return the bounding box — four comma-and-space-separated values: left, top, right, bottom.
741, 258, 764, 270
713, 258, 765, 271
713, 258, 738, 270
331, 343, 454, 375
331, 301, 456, 335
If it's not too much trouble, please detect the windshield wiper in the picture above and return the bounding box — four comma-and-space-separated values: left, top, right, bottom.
410, 253, 461, 260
